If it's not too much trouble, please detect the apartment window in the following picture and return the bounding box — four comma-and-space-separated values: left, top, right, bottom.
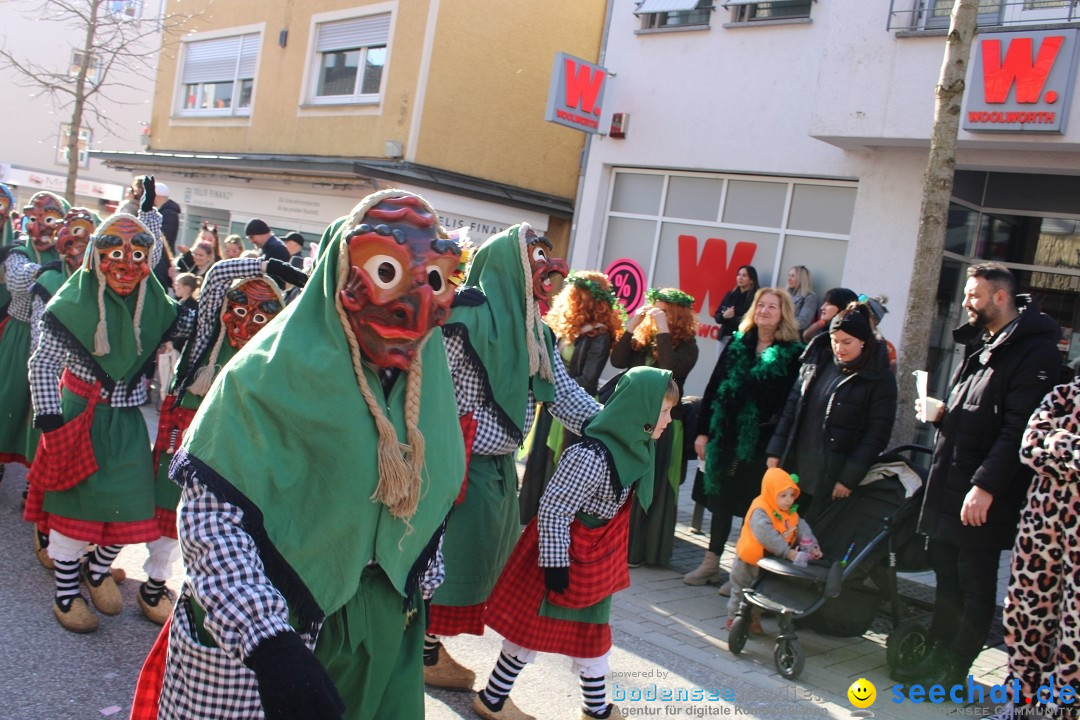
636, 0, 713, 29
57, 124, 92, 168
891, 0, 1078, 30
178, 32, 260, 116
727, 0, 812, 22
69, 50, 102, 85
107, 0, 142, 19
309, 13, 390, 105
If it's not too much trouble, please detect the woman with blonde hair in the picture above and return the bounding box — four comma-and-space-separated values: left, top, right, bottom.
520, 271, 625, 523
611, 287, 699, 567
684, 288, 803, 592
786, 265, 818, 333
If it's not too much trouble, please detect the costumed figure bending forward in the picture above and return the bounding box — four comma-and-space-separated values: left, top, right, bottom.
475, 367, 678, 720
425, 223, 601, 690
25, 210, 191, 633
134, 190, 466, 720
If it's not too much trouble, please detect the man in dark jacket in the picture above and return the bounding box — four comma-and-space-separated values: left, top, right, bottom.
154, 182, 181, 254
245, 218, 291, 264
909, 262, 1060, 688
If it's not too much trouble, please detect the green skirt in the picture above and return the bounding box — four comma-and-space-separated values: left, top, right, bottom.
433, 453, 520, 606
627, 419, 683, 567
0, 318, 32, 459
43, 389, 155, 522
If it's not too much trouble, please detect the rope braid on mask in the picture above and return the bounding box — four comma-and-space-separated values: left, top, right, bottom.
333, 188, 445, 524
516, 222, 554, 385
188, 275, 286, 397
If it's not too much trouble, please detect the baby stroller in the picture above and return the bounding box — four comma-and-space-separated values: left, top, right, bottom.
727, 445, 932, 679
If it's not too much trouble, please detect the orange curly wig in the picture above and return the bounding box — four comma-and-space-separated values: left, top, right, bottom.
545, 271, 625, 345
631, 288, 699, 354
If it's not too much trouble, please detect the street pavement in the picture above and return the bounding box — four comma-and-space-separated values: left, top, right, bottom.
0, 412, 1016, 720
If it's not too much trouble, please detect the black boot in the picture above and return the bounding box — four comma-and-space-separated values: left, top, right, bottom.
914, 649, 969, 692
890, 641, 945, 682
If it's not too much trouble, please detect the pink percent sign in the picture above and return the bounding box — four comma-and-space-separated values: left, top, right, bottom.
604, 257, 646, 315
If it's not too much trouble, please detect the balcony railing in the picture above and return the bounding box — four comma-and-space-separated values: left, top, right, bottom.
888, 0, 1080, 31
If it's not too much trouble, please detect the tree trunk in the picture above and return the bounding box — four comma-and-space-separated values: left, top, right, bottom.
894, 0, 980, 447
64, 0, 102, 204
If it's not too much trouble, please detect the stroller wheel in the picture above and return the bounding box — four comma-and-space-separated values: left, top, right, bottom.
774, 636, 805, 679
728, 615, 750, 655
887, 620, 930, 674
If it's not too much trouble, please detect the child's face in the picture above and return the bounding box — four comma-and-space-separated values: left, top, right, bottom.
175, 283, 192, 300
776, 487, 797, 512
651, 398, 676, 439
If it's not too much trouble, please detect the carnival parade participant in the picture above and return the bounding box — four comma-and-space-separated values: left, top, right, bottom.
425, 224, 599, 691
611, 287, 699, 568
134, 190, 466, 720
519, 270, 625, 524
475, 368, 678, 720
0, 182, 19, 317
24, 209, 192, 633
0, 191, 67, 474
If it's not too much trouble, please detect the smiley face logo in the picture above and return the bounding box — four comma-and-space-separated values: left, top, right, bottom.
847, 678, 876, 708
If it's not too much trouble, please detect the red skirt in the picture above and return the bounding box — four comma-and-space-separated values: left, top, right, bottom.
428, 603, 486, 637
485, 505, 631, 658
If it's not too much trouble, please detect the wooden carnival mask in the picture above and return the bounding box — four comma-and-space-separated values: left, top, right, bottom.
222, 278, 283, 349
94, 215, 153, 296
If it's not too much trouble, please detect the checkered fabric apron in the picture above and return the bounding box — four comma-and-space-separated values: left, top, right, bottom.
484, 505, 631, 658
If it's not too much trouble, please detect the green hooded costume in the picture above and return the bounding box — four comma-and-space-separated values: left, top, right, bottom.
431, 224, 562, 613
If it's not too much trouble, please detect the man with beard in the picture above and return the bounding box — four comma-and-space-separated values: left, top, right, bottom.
0, 191, 67, 473
133, 190, 466, 720
423, 225, 601, 700
25, 212, 194, 633
904, 262, 1061, 689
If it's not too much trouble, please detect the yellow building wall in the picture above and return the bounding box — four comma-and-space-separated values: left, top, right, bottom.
151, 0, 604, 202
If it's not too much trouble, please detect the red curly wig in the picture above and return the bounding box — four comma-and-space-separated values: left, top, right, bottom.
631, 289, 699, 354
545, 271, 625, 345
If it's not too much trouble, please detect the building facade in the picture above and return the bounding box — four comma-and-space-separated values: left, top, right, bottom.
570, 0, 1080, 399
96, 0, 606, 253
0, 0, 165, 213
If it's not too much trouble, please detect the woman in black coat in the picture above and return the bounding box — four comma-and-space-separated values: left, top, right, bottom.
765, 302, 898, 522
714, 265, 759, 339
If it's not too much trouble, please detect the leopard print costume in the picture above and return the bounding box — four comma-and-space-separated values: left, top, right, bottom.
1004, 377, 1080, 712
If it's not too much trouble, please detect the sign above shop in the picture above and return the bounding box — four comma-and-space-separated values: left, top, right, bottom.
604, 257, 647, 314
963, 28, 1080, 134
0, 164, 124, 201
545, 52, 608, 134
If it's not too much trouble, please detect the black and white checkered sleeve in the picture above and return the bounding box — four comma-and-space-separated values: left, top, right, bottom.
138, 209, 163, 266
420, 534, 445, 599
29, 294, 46, 357
536, 444, 610, 568
4, 252, 36, 295
443, 330, 484, 417
548, 353, 602, 435
179, 476, 295, 661
28, 319, 66, 418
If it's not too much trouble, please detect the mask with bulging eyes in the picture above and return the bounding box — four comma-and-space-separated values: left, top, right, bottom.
222, 278, 283, 349
524, 228, 569, 304
56, 208, 96, 270
0, 185, 13, 227
338, 194, 461, 370
23, 192, 65, 252
94, 216, 153, 296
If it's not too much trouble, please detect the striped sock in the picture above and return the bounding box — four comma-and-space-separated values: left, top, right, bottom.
142, 577, 167, 603
54, 559, 81, 610
85, 544, 122, 582
480, 651, 526, 709
580, 675, 608, 716
423, 634, 441, 666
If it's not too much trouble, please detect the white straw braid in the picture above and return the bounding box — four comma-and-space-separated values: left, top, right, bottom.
92, 259, 110, 356
131, 279, 146, 356
516, 223, 554, 384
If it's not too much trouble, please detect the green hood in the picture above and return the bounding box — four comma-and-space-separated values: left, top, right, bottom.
182, 206, 465, 623
584, 366, 672, 510
446, 224, 556, 439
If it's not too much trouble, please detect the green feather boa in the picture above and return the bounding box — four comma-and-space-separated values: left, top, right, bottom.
704, 331, 802, 495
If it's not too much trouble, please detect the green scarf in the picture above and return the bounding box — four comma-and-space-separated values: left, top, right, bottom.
704, 330, 803, 494
446, 224, 556, 436
182, 212, 465, 620
45, 255, 176, 384
584, 366, 671, 510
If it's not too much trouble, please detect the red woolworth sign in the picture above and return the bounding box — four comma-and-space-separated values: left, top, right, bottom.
545, 52, 608, 134
963, 28, 1080, 133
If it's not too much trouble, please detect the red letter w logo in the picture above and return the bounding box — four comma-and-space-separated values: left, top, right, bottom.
564, 58, 605, 116
677, 235, 757, 316
981, 35, 1064, 104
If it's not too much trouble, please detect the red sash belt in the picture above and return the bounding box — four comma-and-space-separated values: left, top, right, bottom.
454, 412, 478, 505
153, 394, 196, 469
545, 500, 632, 610
0, 315, 9, 343
27, 370, 102, 492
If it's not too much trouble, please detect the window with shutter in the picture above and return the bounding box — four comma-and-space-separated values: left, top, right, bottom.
308, 12, 391, 105
177, 32, 261, 117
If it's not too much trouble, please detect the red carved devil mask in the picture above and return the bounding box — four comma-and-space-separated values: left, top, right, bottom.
94, 215, 153, 296
56, 208, 96, 270
339, 194, 460, 370
222, 278, 283, 349
524, 228, 568, 306
23, 192, 65, 252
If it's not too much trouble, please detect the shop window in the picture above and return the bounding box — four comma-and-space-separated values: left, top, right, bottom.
69, 51, 102, 86
308, 13, 390, 105
177, 32, 260, 117
726, 0, 813, 23
636, 0, 714, 29
107, 0, 142, 20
